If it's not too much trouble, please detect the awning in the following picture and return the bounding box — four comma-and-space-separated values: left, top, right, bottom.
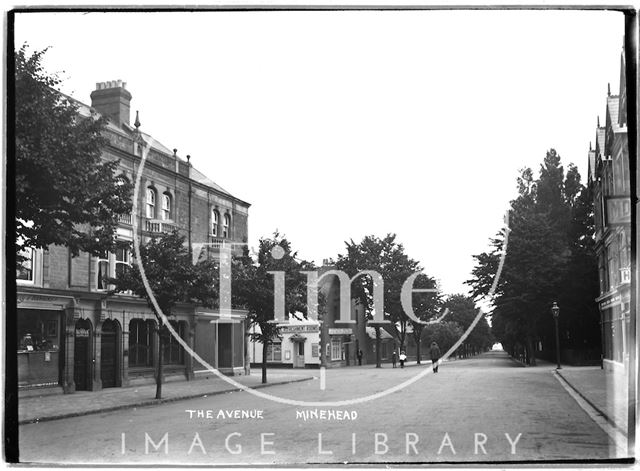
289, 333, 307, 342
365, 326, 393, 340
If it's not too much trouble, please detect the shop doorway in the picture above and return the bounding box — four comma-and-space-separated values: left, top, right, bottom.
74, 319, 92, 391
101, 320, 119, 388
217, 323, 232, 368
292, 340, 305, 368
344, 342, 351, 366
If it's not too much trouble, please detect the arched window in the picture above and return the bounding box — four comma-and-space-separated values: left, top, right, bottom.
211, 209, 219, 236
161, 193, 171, 220
146, 188, 156, 219
223, 214, 231, 238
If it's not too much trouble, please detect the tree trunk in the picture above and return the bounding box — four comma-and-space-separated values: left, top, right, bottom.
375, 327, 381, 368
261, 341, 268, 384
416, 335, 421, 364
526, 336, 537, 366
244, 325, 251, 376
156, 330, 164, 400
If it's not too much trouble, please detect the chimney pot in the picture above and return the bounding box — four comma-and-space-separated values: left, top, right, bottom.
90, 80, 132, 127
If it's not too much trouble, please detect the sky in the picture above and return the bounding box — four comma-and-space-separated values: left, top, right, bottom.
13, 9, 626, 296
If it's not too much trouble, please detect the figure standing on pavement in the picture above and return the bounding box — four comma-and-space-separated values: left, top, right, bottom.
430, 341, 441, 373
399, 350, 407, 368
357, 349, 363, 366
392, 350, 397, 368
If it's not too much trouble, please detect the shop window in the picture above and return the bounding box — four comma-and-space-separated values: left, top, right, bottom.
129, 319, 154, 367
18, 311, 60, 352
146, 187, 156, 219
161, 193, 172, 221
163, 321, 185, 365
331, 338, 341, 361
211, 209, 219, 236
223, 214, 230, 238
266, 342, 282, 362
17, 247, 34, 283
311, 343, 319, 358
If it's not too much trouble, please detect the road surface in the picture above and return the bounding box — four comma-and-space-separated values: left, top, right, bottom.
18, 350, 619, 465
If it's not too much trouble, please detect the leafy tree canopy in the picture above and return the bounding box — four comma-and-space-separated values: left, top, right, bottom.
15, 44, 132, 262
336, 234, 440, 351
233, 232, 312, 383
466, 149, 599, 364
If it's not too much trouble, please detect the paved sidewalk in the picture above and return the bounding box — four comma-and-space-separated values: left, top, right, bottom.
18, 370, 314, 425
556, 366, 630, 437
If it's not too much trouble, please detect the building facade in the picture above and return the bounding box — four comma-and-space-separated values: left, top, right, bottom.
16, 80, 250, 394
589, 51, 631, 374
249, 317, 321, 368
318, 270, 419, 367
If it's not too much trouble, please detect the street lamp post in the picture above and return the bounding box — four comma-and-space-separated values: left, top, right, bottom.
368, 322, 384, 368
551, 302, 561, 369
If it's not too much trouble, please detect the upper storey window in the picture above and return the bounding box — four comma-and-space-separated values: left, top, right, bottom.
146, 188, 156, 219
161, 193, 172, 221
211, 209, 219, 236
16, 247, 34, 283
223, 214, 231, 238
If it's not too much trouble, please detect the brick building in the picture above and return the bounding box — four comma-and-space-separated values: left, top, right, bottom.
318, 269, 418, 368
588, 50, 631, 374
16, 80, 250, 394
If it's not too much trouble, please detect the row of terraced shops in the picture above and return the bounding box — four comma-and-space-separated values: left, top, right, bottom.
16, 79, 251, 395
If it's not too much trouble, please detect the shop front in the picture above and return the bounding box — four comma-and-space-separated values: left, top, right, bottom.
194, 309, 248, 376
282, 321, 320, 369
325, 328, 354, 368
598, 288, 631, 374
16, 292, 77, 394
18, 308, 64, 390
250, 319, 321, 368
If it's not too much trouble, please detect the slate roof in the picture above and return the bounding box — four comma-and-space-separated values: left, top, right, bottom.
66, 89, 238, 200
607, 95, 620, 133
190, 166, 232, 197
588, 149, 596, 182
596, 127, 606, 158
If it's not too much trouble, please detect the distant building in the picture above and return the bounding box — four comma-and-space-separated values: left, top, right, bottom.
318, 267, 419, 367
249, 317, 321, 368
16, 80, 250, 394
588, 50, 631, 374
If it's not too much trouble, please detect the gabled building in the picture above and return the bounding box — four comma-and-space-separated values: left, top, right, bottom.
588, 50, 631, 374
16, 80, 250, 394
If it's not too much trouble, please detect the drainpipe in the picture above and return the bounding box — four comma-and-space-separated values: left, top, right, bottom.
186, 155, 192, 259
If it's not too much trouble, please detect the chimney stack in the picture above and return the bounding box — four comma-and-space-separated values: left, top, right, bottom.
90, 80, 132, 128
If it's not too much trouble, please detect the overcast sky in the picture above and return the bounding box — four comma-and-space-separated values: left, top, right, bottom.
14, 10, 625, 296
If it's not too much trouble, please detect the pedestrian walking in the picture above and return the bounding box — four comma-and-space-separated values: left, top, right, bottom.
391, 350, 397, 368
430, 341, 441, 373
357, 349, 363, 366
399, 350, 407, 368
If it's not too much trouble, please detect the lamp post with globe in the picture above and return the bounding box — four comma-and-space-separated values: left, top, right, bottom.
551, 302, 561, 369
